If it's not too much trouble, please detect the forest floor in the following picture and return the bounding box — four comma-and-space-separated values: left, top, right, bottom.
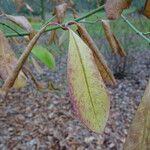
0, 38, 150, 150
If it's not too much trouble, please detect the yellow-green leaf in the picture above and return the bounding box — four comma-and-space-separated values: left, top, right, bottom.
67, 29, 110, 133
124, 79, 150, 150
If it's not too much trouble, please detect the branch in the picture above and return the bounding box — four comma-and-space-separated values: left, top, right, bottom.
5, 5, 104, 37
121, 15, 150, 44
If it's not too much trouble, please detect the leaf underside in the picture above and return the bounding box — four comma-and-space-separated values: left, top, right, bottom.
67, 29, 110, 133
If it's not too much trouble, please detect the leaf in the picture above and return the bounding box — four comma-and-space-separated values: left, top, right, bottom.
2, 23, 49, 91
74, 22, 117, 86
48, 30, 58, 45
55, 3, 69, 23
68, 29, 110, 133
31, 57, 43, 74
59, 31, 68, 47
0, 31, 26, 89
5, 15, 33, 32
123, 79, 150, 150
5, 14, 35, 39
31, 45, 55, 69
101, 20, 127, 57
143, 0, 150, 19
105, 0, 132, 20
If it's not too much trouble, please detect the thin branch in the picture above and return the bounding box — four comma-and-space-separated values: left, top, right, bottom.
121, 14, 150, 44
5, 5, 105, 38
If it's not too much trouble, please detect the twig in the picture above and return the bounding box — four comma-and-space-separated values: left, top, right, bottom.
121, 14, 150, 44
5, 5, 105, 37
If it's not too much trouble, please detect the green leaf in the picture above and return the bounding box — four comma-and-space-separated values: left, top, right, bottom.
31, 45, 55, 69
67, 29, 110, 133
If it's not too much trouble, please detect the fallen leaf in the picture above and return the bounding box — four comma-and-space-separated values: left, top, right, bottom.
101, 20, 127, 57
124, 79, 150, 150
67, 29, 110, 133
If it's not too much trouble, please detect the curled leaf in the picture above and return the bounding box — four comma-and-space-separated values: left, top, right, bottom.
0, 31, 26, 89
31, 45, 55, 69
48, 30, 58, 45
105, 0, 132, 20
74, 22, 116, 86
68, 29, 110, 133
101, 20, 127, 57
143, 0, 150, 19
124, 79, 150, 150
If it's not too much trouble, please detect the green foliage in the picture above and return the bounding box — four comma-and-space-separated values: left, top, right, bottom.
31, 45, 56, 69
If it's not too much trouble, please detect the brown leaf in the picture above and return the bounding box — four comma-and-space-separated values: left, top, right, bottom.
48, 30, 58, 45
13, 0, 33, 13
143, 0, 150, 19
124, 79, 150, 150
101, 20, 127, 57
105, 0, 132, 20
0, 31, 26, 89
54, 3, 69, 23
73, 22, 117, 86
